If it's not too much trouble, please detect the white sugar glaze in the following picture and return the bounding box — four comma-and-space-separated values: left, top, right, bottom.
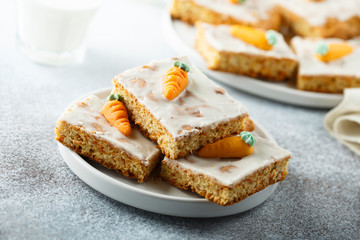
275, 0, 360, 26
113, 56, 248, 140
190, 0, 275, 23
200, 22, 297, 60
58, 95, 160, 165
164, 137, 291, 186
291, 36, 360, 77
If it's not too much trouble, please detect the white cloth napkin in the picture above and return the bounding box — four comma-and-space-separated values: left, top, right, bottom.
324, 88, 360, 156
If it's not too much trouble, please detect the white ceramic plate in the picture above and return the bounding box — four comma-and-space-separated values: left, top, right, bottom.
162, 13, 343, 108
58, 88, 279, 218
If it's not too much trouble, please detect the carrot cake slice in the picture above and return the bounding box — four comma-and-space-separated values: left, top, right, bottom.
196, 22, 298, 81
55, 95, 162, 182
160, 137, 291, 206
112, 56, 254, 159
291, 36, 360, 93
276, 0, 360, 39
170, 0, 280, 30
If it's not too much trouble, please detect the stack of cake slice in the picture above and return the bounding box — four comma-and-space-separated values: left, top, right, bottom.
55, 56, 291, 206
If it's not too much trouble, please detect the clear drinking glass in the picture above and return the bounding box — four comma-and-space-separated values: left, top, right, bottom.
16, 0, 102, 66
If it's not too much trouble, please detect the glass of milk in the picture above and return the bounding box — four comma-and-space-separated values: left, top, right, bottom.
16, 0, 102, 66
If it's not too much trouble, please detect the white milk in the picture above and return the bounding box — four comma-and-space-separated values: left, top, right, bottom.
16, 0, 101, 66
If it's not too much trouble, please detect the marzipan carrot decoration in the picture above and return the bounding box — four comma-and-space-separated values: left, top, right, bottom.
230, 25, 277, 51
315, 42, 353, 62
197, 132, 256, 158
230, 0, 246, 3
162, 61, 189, 100
101, 93, 131, 136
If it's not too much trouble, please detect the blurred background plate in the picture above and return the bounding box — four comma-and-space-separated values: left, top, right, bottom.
163, 13, 343, 108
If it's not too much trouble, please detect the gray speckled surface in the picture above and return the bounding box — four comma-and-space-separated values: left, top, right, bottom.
1, 1, 359, 239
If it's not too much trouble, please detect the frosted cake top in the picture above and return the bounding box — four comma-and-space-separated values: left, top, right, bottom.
291, 36, 360, 77
113, 56, 248, 140
58, 95, 160, 164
